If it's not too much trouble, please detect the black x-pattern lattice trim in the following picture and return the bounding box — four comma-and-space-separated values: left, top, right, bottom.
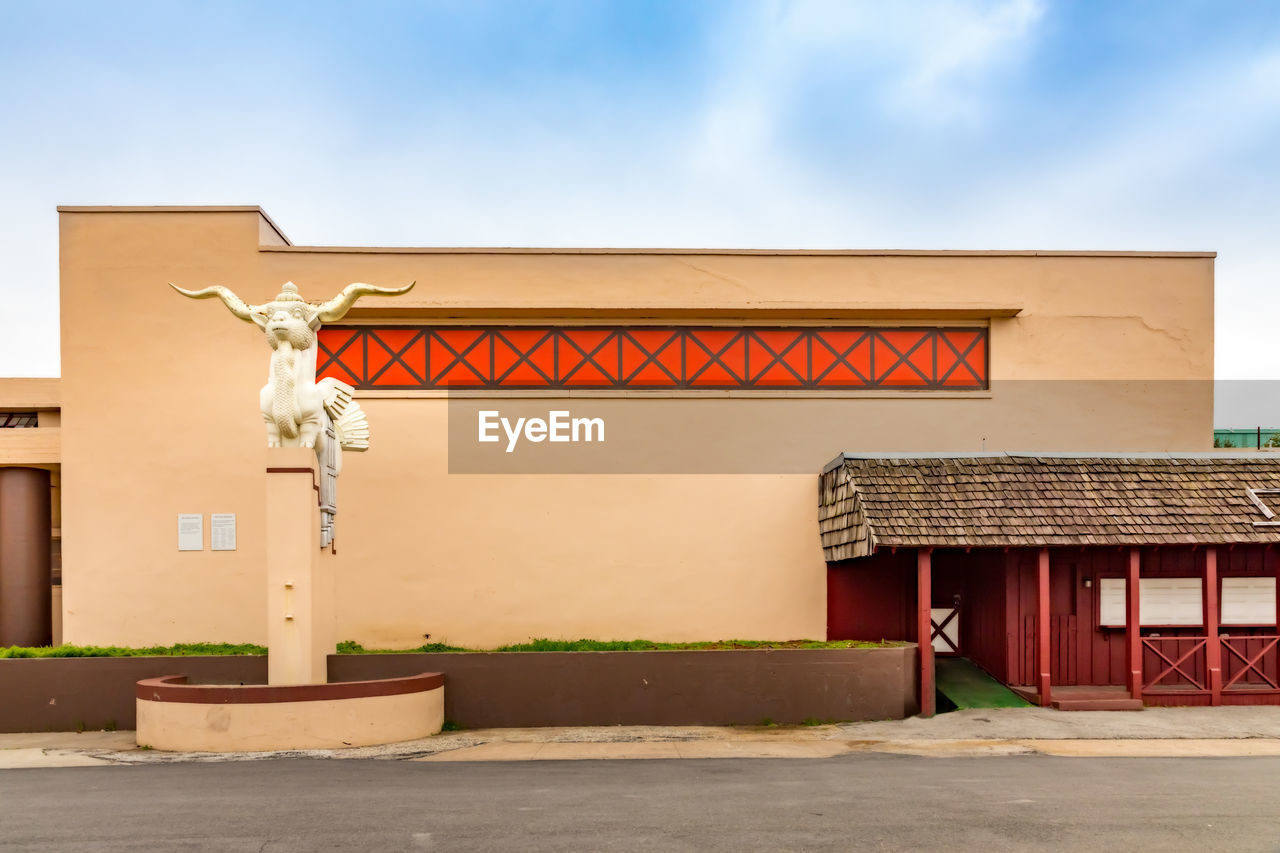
744, 330, 808, 384
429, 329, 490, 385
937, 330, 985, 387
686, 329, 751, 386
316, 330, 364, 384
366, 329, 429, 386
319, 326, 989, 390
492, 329, 558, 386
558, 329, 623, 386
617, 329, 683, 385
811, 330, 873, 385
872, 330, 934, 384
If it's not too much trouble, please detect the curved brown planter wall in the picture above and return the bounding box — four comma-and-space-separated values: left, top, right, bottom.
135, 672, 443, 703
135, 673, 446, 751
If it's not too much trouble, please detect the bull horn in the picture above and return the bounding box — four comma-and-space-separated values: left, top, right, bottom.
314, 281, 416, 323
170, 283, 264, 325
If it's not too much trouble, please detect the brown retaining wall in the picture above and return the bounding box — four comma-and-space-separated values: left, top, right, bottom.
0, 646, 917, 732
0, 656, 265, 733
332, 646, 918, 728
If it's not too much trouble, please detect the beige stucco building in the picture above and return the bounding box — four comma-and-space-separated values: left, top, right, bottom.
0, 206, 1215, 649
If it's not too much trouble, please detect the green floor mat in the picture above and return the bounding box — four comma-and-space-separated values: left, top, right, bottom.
935, 657, 1031, 710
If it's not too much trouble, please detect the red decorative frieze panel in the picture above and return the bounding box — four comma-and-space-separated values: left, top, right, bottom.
317, 326, 988, 390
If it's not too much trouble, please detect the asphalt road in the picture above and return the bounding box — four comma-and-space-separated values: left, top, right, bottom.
3, 755, 1279, 852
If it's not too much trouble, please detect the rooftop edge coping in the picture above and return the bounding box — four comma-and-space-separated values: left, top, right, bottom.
54, 207, 1216, 258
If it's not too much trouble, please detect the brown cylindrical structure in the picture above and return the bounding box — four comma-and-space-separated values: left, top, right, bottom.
0, 467, 52, 646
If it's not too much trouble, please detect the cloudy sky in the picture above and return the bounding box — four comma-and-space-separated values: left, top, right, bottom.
2, 0, 1278, 419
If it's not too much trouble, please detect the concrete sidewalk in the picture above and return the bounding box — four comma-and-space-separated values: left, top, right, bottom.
835, 705, 1280, 740
5, 706, 1280, 767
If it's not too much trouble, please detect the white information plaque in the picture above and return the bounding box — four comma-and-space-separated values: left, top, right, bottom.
211, 513, 237, 551
178, 514, 203, 551
1099, 577, 1126, 626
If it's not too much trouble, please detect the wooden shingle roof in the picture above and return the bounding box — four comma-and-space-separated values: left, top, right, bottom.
819, 454, 1280, 561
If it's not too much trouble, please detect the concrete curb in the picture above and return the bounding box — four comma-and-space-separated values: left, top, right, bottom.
8, 727, 1280, 767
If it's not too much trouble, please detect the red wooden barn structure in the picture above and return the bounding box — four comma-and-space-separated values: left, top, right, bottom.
821, 455, 1280, 714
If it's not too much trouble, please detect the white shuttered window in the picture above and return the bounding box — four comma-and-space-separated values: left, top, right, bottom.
1221, 577, 1277, 626
1098, 577, 1204, 627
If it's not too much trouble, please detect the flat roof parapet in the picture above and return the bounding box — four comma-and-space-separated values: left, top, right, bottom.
55, 205, 1215, 258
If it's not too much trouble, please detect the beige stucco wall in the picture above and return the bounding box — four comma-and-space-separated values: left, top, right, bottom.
52, 207, 1214, 648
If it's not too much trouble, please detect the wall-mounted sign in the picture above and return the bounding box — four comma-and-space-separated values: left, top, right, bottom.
177, 514, 203, 551
1099, 577, 1204, 627
211, 513, 237, 551
1098, 578, 1126, 626
1221, 576, 1277, 625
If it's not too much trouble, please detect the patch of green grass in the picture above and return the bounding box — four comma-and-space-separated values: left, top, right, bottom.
0, 642, 267, 659
440, 719, 464, 732
800, 717, 845, 727
336, 640, 468, 655
489, 638, 902, 653
759, 717, 778, 727
1, 638, 902, 658
496, 638, 669, 652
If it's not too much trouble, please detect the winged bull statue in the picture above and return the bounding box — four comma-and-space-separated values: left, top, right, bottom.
171, 279, 413, 453
171, 280, 414, 545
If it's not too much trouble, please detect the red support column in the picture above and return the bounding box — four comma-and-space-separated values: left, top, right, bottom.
917, 548, 935, 717
1205, 547, 1222, 706
1126, 548, 1143, 701
1036, 547, 1052, 706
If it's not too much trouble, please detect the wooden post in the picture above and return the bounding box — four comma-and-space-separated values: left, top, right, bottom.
1003, 552, 1019, 690
1205, 546, 1222, 706
1036, 547, 1052, 706
917, 548, 935, 717
1126, 547, 1143, 701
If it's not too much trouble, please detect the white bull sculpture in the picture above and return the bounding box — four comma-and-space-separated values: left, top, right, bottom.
170, 280, 415, 454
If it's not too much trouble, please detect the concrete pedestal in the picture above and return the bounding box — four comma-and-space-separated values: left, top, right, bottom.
132, 450, 445, 752
264, 448, 333, 685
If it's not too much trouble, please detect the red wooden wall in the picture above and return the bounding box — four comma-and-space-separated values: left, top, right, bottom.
829, 545, 1280, 697
1005, 546, 1280, 688
827, 550, 917, 643
926, 549, 1008, 681
826, 548, 1008, 680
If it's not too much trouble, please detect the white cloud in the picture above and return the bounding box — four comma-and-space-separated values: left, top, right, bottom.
684, 0, 1047, 247
3, 0, 1280, 411
779, 0, 1045, 119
